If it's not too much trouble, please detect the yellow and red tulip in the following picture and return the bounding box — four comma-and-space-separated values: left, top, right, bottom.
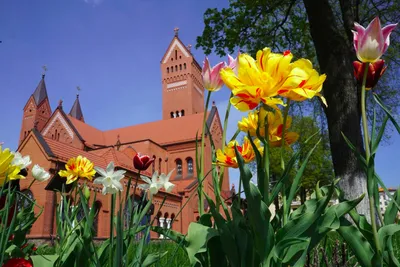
58, 156, 96, 184
238, 107, 299, 147
353, 60, 387, 90
202, 57, 226, 92
352, 17, 397, 63
278, 59, 327, 106
220, 48, 290, 111
215, 136, 263, 168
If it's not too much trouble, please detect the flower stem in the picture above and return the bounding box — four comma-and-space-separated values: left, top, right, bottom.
109, 194, 115, 267
280, 100, 291, 225
27, 179, 36, 190
199, 91, 212, 216
360, 62, 381, 256
262, 104, 270, 203
218, 93, 233, 192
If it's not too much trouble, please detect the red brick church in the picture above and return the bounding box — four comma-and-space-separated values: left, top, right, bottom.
16, 29, 230, 241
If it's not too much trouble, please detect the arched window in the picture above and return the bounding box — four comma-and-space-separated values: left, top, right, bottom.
184, 63, 187, 69
93, 201, 102, 236
175, 65, 178, 71
179, 64, 182, 70
175, 50, 177, 60
55, 130, 58, 140
152, 155, 156, 173
171, 66, 174, 72
158, 158, 162, 173
170, 213, 175, 230
187, 158, 193, 175
176, 110, 180, 117
167, 67, 169, 73
18, 189, 34, 212
170, 112, 174, 118
176, 159, 182, 176
181, 110, 185, 117
58, 133, 60, 141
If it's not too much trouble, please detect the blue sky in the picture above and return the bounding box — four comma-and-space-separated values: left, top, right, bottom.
0, 0, 399, 188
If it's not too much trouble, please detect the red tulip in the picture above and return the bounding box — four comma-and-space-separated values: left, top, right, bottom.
353, 60, 387, 90
133, 153, 154, 171
3, 258, 33, 267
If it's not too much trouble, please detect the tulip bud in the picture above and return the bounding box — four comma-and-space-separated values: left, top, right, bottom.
353, 60, 387, 90
133, 153, 155, 171
83, 184, 90, 200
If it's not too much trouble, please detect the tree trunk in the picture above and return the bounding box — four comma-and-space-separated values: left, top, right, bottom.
302, 0, 369, 217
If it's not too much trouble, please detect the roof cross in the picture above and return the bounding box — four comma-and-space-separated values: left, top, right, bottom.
42, 65, 47, 78
174, 27, 179, 37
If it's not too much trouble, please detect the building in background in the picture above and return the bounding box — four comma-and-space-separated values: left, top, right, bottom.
16, 29, 230, 242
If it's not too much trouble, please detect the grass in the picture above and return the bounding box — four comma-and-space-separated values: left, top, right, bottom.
34, 240, 190, 267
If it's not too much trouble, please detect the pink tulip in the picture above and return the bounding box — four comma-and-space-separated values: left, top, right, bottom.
353, 17, 397, 63
227, 52, 240, 74
202, 57, 225, 92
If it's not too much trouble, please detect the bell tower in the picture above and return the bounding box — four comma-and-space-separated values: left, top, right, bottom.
160, 28, 204, 120
19, 74, 52, 144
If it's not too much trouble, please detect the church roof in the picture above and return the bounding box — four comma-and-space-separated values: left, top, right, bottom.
67, 107, 217, 148
69, 95, 84, 121
32, 75, 48, 105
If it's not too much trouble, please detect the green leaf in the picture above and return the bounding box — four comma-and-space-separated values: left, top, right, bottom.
373, 93, 400, 134
184, 222, 219, 265
286, 139, 321, 211
384, 188, 400, 225
378, 224, 400, 254
30, 255, 59, 267
235, 145, 272, 264
141, 252, 168, 267
337, 217, 374, 267
371, 115, 389, 155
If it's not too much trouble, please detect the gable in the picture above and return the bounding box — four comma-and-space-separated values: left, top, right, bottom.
162, 38, 190, 64
42, 111, 75, 140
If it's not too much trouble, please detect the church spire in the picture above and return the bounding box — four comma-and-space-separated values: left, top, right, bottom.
69, 94, 84, 122
32, 74, 48, 105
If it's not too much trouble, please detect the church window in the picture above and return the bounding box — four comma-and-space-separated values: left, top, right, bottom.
58, 133, 60, 141
167, 67, 169, 73
175, 50, 177, 60
184, 63, 187, 69
179, 56, 181, 59
171, 66, 174, 73
179, 64, 182, 70
158, 158, 162, 173
176, 110, 180, 117
175, 65, 178, 72
152, 155, 156, 173
170, 112, 174, 118
176, 159, 182, 176
181, 110, 185, 116
187, 158, 193, 175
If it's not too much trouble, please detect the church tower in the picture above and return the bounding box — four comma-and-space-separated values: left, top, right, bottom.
69, 94, 84, 122
19, 74, 52, 144
160, 28, 204, 120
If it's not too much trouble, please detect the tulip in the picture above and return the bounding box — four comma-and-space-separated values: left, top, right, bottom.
58, 156, 96, 184
3, 258, 33, 267
353, 17, 397, 63
32, 164, 50, 182
202, 57, 225, 92
227, 53, 239, 74
133, 153, 154, 171
353, 60, 386, 90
